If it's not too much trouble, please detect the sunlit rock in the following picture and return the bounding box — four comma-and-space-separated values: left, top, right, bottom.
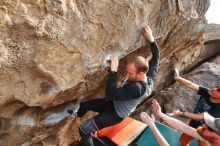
0, 0, 217, 145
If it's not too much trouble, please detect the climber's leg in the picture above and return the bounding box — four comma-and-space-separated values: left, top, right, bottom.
77, 98, 112, 117
79, 103, 123, 146
93, 103, 123, 129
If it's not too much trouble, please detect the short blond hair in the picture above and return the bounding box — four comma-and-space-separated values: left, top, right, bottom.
128, 56, 149, 73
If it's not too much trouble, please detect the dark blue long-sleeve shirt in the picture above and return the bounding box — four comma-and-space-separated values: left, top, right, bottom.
105, 41, 160, 101
105, 41, 160, 118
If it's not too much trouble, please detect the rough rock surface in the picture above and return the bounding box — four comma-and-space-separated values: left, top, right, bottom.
158, 55, 220, 123
204, 23, 220, 43
0, 0, 214, 145
184, 24, 220, 73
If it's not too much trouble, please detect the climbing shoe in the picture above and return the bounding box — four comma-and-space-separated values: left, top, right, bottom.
67, 108, 78, 116
67, 103, 80, 116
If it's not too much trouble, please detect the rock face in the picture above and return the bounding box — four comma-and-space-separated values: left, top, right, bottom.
204, 23, 220, 43
185, 24, 220, 73
0, 0, 214, 145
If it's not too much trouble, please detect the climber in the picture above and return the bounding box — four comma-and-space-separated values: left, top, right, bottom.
169, 69, 220, 146
140, 99, 220, 146
67, 25, 160, 146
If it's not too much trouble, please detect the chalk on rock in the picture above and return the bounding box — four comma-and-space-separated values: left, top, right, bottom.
101, 49, 128, 67
43, 103, 79, 125
43, 111, 69, 125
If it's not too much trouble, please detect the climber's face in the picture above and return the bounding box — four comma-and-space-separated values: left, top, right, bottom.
126, 63, 145, 81
209, 85, 220, 99
197, 124, 220, 144
126, 63, 138, 81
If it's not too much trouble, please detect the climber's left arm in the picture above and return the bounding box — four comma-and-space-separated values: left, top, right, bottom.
143, 26, 160, 79
147, 41, 160, 79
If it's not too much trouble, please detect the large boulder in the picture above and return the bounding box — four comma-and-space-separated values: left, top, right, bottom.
0, 0, 215, 145
0, 0, 210, 108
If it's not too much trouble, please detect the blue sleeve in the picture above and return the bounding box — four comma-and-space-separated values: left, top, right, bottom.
105, 72, 145, 101
147, 41, 160, 79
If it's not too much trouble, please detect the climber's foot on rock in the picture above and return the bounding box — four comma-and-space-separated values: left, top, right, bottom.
67, 103, 79, 117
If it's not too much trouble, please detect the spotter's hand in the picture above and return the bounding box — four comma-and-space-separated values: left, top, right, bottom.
140, 112, 155, 128
174, 68, 181, 80
152, 99, 162, 117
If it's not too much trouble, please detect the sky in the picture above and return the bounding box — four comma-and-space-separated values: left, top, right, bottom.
205, 0, 220, 24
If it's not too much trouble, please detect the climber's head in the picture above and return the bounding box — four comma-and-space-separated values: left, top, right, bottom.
209, 85, 220, 99
197, 113, 220, 144
126, 56, 148, 81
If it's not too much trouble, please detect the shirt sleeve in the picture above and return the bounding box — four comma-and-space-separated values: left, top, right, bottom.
207, 107, 220, 118
105, 71, 145, 101
147, 41, 160, 79
197, 86, 210, 99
